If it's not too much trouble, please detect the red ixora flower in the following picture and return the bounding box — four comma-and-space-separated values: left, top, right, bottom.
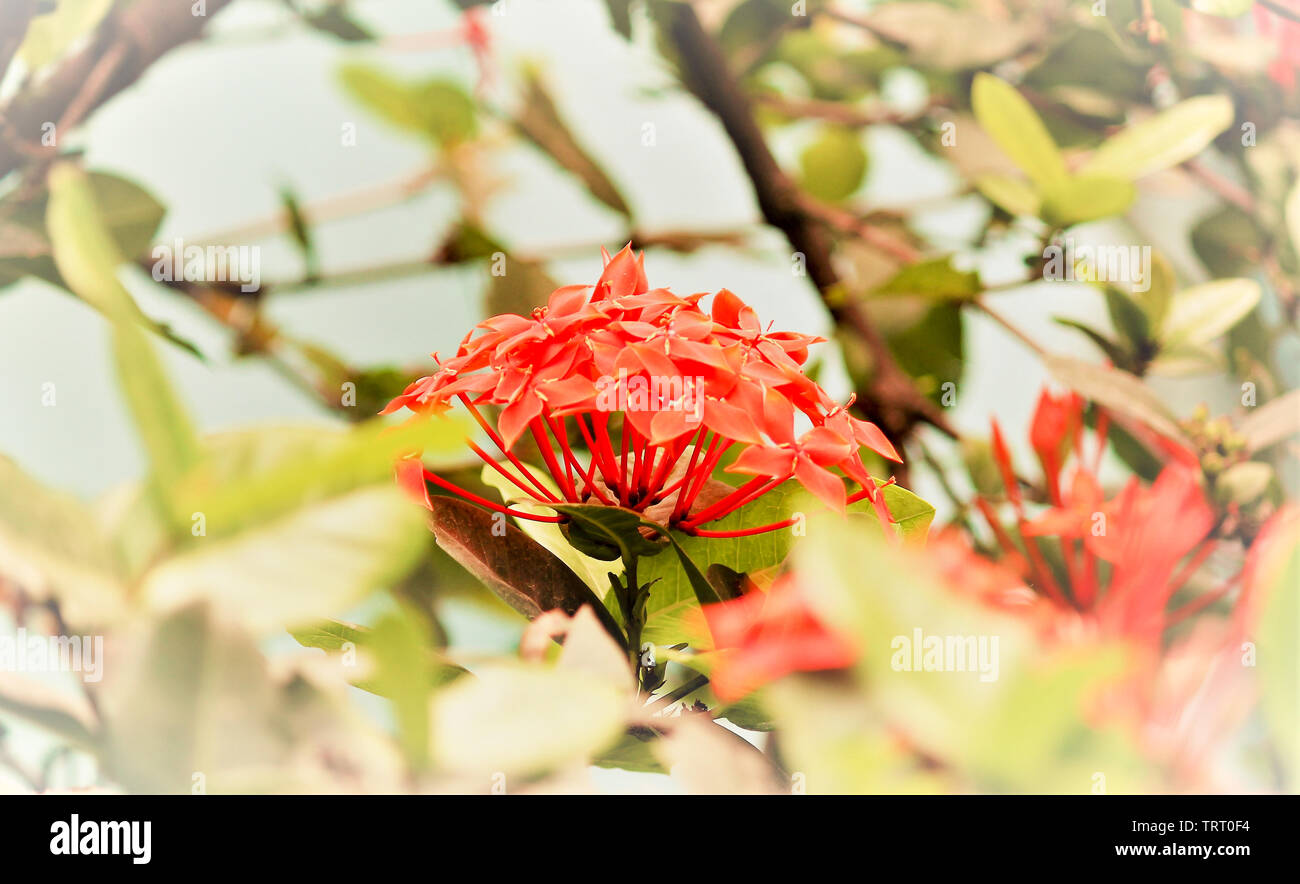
384, 245, 901, 537
980, 386, 1219, 646
702, 573, 856, 702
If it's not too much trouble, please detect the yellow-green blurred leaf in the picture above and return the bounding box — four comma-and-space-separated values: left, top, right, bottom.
799, 125, 868, 203
430, 663, 626, 777
46, 163, 201, 515
1080, 95, 1234, 180
974, 173, 1041, 217
1161, 278, 1260, 348
971, 73, 1067, 190
338, 63, 476, 144
17, 0, 112, 71
1040, 175, 1135, 226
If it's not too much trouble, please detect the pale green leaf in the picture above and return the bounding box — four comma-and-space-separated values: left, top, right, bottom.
1255, 522, 1299, 786
430, 663, 626, 777
1161, 278, 1260, 348
141, 486, 428, 633
1238, 390, 1300, 454
1080, 95, 1234, 180
0, 455, 126, 625
46, 164, 201, 505
974, 174, 1040, 217
1045, 354, 1189, 444
799, 125, 868, 203
971, 73, 1067, 189
1040, 175, 1136, 226
17, 0, 113, 71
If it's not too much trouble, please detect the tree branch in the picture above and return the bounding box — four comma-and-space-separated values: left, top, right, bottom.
0, 0, 235, 177
655, 1, 955, 441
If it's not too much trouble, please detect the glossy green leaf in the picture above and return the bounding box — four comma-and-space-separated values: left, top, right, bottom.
338, 64, 477, 144
873, 256, 981, 301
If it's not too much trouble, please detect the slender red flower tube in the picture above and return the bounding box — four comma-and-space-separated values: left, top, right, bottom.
383, 246, 902, 535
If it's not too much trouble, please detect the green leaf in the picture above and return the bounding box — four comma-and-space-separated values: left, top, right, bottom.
337, 64, 477, 144
142, 485, 429, 633
0, 455, 126, 624
18, 0, 112, 70
1040, 175, 1135, 226
1103, 287, 1152, 353
794, 514, 1140, 792
878, 483, 936, 539
1254, 521, 1299, 785
0, 172, 165, 289
172, 417, 465, 543
430, 663, 627, 777
1191, 205, 1261, 277
290, 618, 467, 694
290, 619, 369, 652
872, 256, 981, 301
639, 483, 798, 614
864, 2, 1035, 71
46, 164, 200, 513
86, 172, 167, 259
99, 604, 289, 793
368, 607, 436, 769
550, 503, 667, 562
1080, 95, 1234, 180
1045, 354, 1190, 444
1160, 278, 1260, 349
971, 73, 1067, 190
604, 0, 634, 38
974, 174, 1040, 217
799, 125, 868, 203
1188, 0, 1255, 15
1055, 318, 1134, 370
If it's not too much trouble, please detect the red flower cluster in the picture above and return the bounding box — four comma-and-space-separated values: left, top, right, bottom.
385, 246, 900, 537
979, 388, 1219, 646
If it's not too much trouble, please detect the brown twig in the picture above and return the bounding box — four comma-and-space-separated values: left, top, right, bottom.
0, 0, 236, 177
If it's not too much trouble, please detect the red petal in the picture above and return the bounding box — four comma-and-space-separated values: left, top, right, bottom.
795, 456, 847, 512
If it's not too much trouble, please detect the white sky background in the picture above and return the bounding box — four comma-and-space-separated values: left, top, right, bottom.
0, 0, 1250, 792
